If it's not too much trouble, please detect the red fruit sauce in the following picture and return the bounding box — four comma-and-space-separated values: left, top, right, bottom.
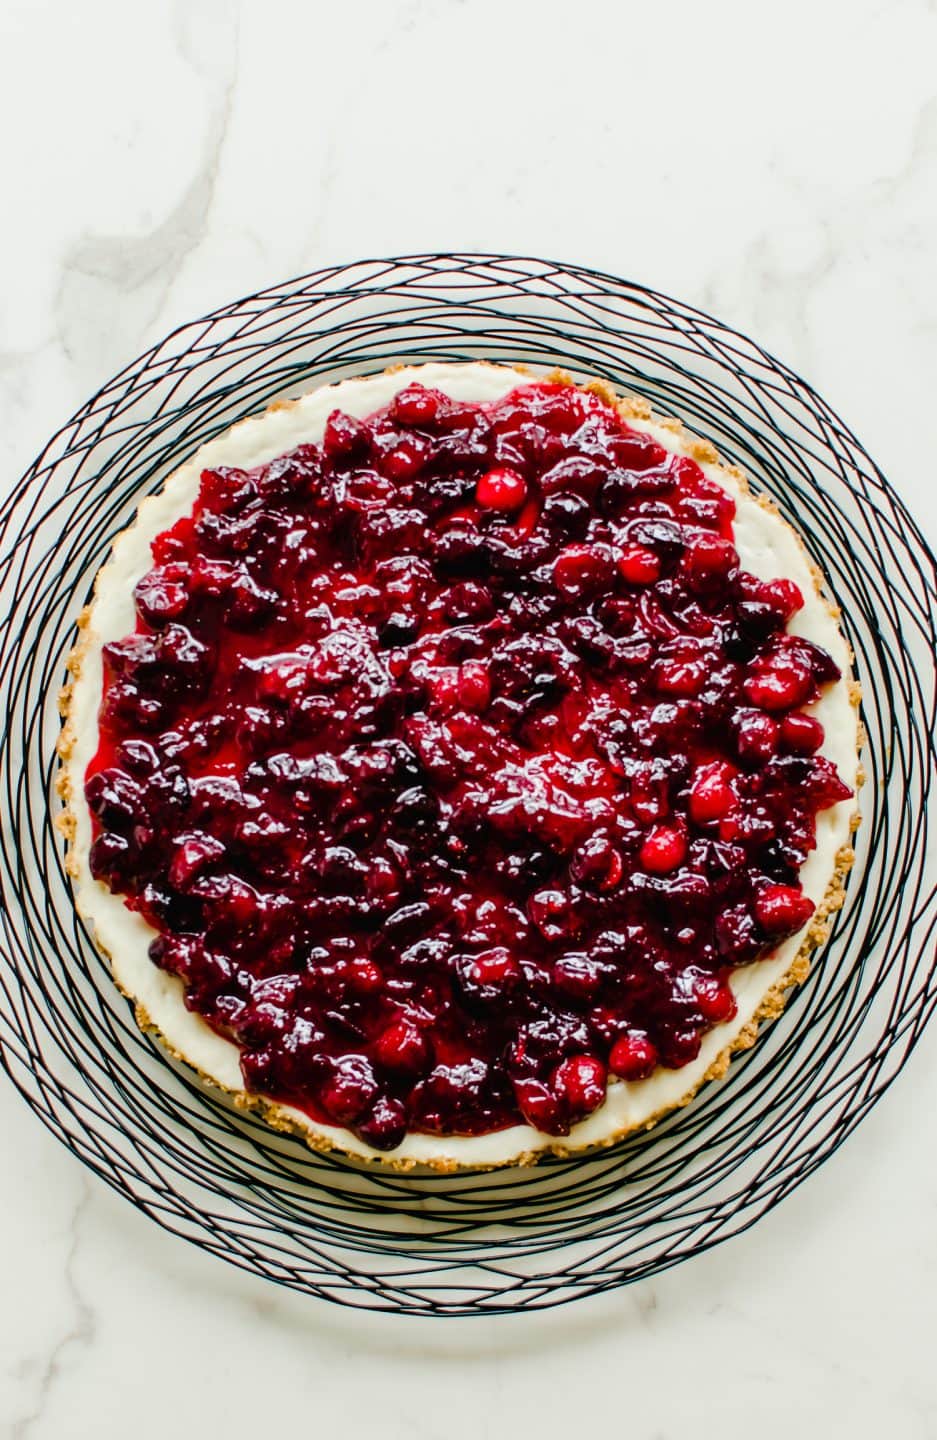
84, 379, 851, 1147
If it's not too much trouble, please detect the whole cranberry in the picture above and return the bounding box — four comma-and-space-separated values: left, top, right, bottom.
539, 454, 606, 498
199, 466, 256, 513
374, 1019, 429, 1075
84, 769, 145, 830
618, 544, 661, 586
734, 708, 780, 764
319, 1055, 379, 1124
757, 578, 804, 621
134, 566, 189, 627
692, 971, 737, 1023
476, 466, 527, 511
785, 636, 841, 685
552, 543, 615, 598
639, 822, 687, 874
391, 384, 441, 427
743, 659, 813, 712
323, 409, 368, 459
512, 1075, 565, 1134
471, 948, 520, 986
652, 656, 707, 698
168, 834, 225, 891
608, 433, 667, 471
803, 756, 852, 807
682, 534, 738, 590
779, 712, 825, 754
553, 1054, 607, 1118
89, 832, 131, 885
715, 903, 762, 962
553, 953, 604, 1001
115, 740, 159, 776
658, 1026, 703, 1068
609, 1031, 658, 1082
688, 761, 737, 825
381, 436, 429, 480
357, 1095, 408, 1151
755, 884, 815, 936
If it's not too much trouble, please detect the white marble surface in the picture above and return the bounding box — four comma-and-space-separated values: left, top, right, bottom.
2, 0, 936, 1434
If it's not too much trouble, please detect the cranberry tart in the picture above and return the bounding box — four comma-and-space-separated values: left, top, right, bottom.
57, 363, 860, 1169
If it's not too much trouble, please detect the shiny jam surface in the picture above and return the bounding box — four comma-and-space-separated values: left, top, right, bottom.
85, 380, 852, 1148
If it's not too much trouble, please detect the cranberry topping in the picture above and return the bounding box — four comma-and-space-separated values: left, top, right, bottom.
85, 379, 852, 1146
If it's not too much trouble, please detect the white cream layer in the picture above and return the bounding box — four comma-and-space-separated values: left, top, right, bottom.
65, 363, 859, 1166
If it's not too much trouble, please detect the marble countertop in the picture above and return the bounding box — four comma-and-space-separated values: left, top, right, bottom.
2, 1, 936, 1435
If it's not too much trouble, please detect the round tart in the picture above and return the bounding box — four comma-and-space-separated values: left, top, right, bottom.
57, 363, 860, 1169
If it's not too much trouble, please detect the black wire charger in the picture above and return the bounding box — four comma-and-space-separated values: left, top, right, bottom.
0, 254, 934, 1317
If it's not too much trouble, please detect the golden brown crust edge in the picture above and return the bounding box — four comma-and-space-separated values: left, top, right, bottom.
55, 364, 862, 1174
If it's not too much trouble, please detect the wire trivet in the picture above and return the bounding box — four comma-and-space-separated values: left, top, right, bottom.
0, 253, 934, 1316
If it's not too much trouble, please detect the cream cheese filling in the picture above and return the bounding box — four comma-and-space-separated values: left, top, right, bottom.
64, 363, 859, 1167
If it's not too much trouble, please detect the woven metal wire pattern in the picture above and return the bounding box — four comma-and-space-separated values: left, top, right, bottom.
0, 253, 935, 1317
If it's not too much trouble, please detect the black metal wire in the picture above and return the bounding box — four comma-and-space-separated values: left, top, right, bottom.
0, 252, 934, 1317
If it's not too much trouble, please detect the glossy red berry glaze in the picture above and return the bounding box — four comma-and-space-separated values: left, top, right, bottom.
85, 380, 852, 1147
